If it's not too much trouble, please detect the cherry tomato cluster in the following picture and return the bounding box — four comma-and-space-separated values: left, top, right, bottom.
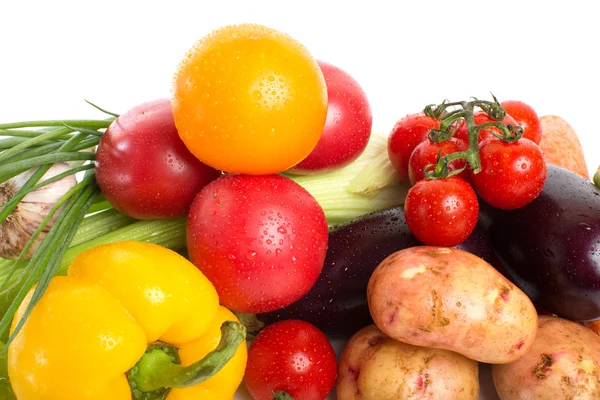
388, 99, 547, 247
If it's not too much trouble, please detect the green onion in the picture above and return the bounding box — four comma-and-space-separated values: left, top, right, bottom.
288, 132, 409, 225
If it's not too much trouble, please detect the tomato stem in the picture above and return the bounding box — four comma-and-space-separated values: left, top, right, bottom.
423, 97, 523, 178
273, 391, 295, 400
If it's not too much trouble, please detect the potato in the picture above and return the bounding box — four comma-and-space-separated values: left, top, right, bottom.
337, 324, 479, 400
585, 320, 600, 335
492, 316, 600, 399
367, 246, 538, 364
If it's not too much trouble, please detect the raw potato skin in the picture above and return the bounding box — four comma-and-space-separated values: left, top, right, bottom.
337, 325, 479, 400
586, 320, 600, 335
539, 115, 589, 179
367, 246, 538, 364
492, 316, 600, 399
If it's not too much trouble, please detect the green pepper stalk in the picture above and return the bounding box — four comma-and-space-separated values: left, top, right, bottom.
128, 321, 246, 400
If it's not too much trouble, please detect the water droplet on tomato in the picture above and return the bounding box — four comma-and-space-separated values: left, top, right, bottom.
246, 251, 257, 260
253, 90, 262, 100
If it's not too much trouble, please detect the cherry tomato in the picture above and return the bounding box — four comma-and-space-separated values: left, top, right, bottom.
454, 111, 518, 143
288, 60, 372, 174
388, 113, 440, 181
501, 100, 542, 144
186, 174, 328, 313
244, 320, 337, 400
95, 99, 220, 219
404, 177, 479, 247
172, 24, 327, 175
471, 137, 547, 210
408, 137, 469, 185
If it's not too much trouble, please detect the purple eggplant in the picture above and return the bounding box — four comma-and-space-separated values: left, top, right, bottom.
255, 206, 499, 337
479, 164, 600, 322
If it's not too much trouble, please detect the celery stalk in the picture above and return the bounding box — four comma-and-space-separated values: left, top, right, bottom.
288, 132, 409, 225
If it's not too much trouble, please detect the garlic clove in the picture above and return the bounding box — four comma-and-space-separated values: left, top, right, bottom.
0, 163, 78, 260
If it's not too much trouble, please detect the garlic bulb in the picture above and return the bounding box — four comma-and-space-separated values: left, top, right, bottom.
0, 163, 77, 260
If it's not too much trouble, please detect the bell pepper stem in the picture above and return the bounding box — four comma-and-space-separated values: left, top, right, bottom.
129, 321, 246, 397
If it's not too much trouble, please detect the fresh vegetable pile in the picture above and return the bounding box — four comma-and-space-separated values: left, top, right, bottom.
1, 22, 600, 400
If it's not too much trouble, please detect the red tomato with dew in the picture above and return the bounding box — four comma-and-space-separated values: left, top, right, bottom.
501, 100, 542, 144
408, 137, 470, 185
186, 174, 329, 313
288, 60, 372, 174
388, 113, 440, 181
95, 99, 221, 219
471, 137, 547, 210
404, 177, 479, 247
245, 320, 337, 400
454, 111, 518, 143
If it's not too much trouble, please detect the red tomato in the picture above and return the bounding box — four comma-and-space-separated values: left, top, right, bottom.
388, 113, 440, 181
454, 111, 518, 143
404, 177, 479, 247
408, 137, 469, 185
95, 99, 220, 219
501, 100, 542, 144
244, 320, 337, 400
288, 61, 372, 174
471, 137, 547, 210
186, 174, 328, 313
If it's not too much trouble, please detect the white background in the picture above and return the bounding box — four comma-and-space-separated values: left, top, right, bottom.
1, 1, 599, 399
1, 1, 599, 177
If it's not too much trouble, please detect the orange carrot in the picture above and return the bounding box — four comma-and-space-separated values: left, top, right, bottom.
539, 115, 589, 180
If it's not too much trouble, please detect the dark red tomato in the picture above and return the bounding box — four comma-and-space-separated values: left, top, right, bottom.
408, 137, 469, 185
186, 174, 328, 313
245, 320, 337, 400
471, 137, 547, 210
388, 113, 440, 181
288, 60, 372, 174
95, 99, 220, 219
501, 100, 542, 144
454, 111, 518, 143
404, 177, 479, 247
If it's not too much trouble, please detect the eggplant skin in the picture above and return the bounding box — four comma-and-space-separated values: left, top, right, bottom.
480, 164, 600, 322
257, 206, 498, 337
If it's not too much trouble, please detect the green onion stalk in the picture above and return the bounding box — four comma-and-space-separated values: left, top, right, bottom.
0, 105, 408, 352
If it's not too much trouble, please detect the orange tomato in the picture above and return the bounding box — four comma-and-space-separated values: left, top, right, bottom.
172, 24, 328, 175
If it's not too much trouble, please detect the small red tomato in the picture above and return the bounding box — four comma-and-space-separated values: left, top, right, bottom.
95, 99, 220, 219
288, 60, 372, 174
501, 100, 542, 144
454, 111, 518, 143
408, 137, 469, 185
471, 137, 547, 210
244, 320, 337, 400
404, 177, 479, 247
388, 113, 440, 181
186, 174, 328, 313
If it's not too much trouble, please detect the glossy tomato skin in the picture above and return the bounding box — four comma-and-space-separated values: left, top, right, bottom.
408, 137, 469, 185
388, 113, 440, 181
172, 24, 327, 175
288, 60, 372, 174
454, 111, 518, 143
501, 100, 542, 144
471, 137, 547, 210
404, 177, 479, 247
186, 174, 328, 313
244, 320, 337, 400
95, 99, 220, 219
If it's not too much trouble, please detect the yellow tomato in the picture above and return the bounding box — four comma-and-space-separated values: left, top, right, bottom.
172, 23, 327, 175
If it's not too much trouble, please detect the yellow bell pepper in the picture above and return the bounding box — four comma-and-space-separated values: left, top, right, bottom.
7, 241, 247, 400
